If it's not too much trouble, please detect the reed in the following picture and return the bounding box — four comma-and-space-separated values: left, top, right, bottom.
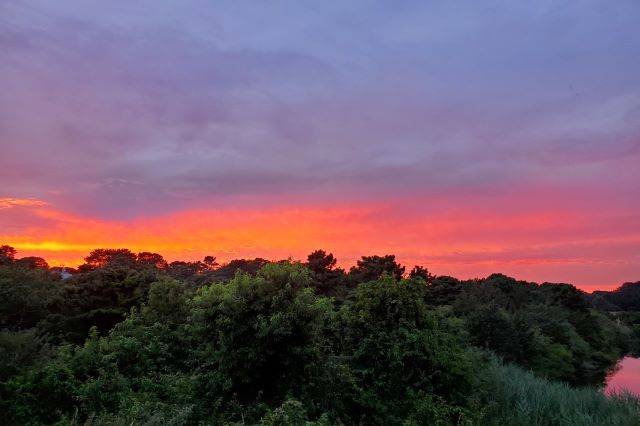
481, 358, 640, 426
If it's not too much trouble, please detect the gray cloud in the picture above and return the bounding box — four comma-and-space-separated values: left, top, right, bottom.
1, 0, 639, 219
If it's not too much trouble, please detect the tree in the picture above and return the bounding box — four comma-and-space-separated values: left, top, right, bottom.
211, 258, 270, 282
307, 250, 337, 274
166, 261, 206, 280
41, 267, 157, 343
409, 265, 434, 282
0, 245, 17, 265
305, 250, 346, 298
348, 255, 405, 284
590, 282, 640, 312
192, 262, 333, 413
15, 256, 49, 270
0, 266, 62, 330
337, 276, 477, 423
81, 249, 137, 271
136, 252, 168, 269
203, 255, 218, 269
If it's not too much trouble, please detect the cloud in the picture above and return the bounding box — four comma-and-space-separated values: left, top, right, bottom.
2, 1, 640, 217
0, 198, 48, 209
0, 1, 639, 287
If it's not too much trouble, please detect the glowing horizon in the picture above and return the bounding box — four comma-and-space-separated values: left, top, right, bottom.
2, 196, 638, 291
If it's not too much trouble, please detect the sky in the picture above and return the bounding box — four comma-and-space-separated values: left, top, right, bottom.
1, 1, 639, 290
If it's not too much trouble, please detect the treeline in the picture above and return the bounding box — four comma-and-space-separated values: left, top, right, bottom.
588, 283, 640, 356
589, 282, 640, 312
0, 245, 639, 425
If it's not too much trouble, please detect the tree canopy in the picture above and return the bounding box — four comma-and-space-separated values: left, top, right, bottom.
0, 244, 638, 425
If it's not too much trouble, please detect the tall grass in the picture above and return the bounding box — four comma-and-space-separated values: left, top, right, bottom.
481, 358, 640, 426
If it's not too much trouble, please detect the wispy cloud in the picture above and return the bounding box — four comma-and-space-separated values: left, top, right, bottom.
0, 198, 48, 209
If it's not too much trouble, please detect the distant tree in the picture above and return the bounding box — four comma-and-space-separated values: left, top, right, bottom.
423, 276, 463, 306
349, 254, 405, 283
588, 293, 621, 311
467, 306, 524, 362
409, 265, 434, 282
136, 252, 168, 269
590, 282, 640, 312
305, 250, 346, 298
166, 261, 207, 280
81, 249, 137, 271
15, 256, 49, 270
212, 258, 270, 282
307, 250, 337, 273
203, 255, 218, 269
0, 245, 17, 265
539, 283, 589, 313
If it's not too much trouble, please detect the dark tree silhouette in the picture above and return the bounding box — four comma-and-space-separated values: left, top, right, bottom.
15, 257, 49, 270
349, 254, 405, 283
409, 265, 434, 282
203, 255, 218, 269
307, 249, 337, 273
166, 261, 206, 280
81, 248, 137, 271
212, 258, 270, 281
0, 245, 17, 265
306, 250, 346, 297
589, 282, 640, 311
137, 252, 168, 269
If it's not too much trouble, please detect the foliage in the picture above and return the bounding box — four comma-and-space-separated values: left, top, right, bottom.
0, 265, 64, 330
306, 250, 347, 298
444, 274, 626, 385
590, 282, 640, 312
348, 254, 405, 283
335, 276, 480, 424
0, 244, 639, 425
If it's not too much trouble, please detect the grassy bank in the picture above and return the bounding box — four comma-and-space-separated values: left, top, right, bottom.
481, 358, 640, 426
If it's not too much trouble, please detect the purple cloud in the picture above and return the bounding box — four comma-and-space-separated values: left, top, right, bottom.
1, 0, 639, 221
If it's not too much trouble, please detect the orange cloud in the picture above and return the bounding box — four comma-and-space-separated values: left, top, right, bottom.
0, 197, 48, 209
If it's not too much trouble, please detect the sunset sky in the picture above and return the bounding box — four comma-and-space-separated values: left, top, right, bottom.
1, 1, 639, 290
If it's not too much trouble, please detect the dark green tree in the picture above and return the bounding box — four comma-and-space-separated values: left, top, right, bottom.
348, 255, 405, 284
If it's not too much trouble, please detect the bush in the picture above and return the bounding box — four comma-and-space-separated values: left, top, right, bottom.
336, 275, 481, 424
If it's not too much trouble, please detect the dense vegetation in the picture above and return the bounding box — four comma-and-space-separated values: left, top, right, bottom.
0, 245, 638, 425
589, 282, 640, 312
588, 283, 640, 356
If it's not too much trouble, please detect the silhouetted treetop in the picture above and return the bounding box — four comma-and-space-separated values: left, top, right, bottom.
0, 245, 17, 265
349, 254, 405, 282
136, 252, 168, 269
409, 265, 434, 282
589, 281, 640, 311
306, 249, 337, 273
15, 256, 49, 270
81, 248, 137, 271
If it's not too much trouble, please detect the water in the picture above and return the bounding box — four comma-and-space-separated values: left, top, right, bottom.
605, 357, 640, 396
